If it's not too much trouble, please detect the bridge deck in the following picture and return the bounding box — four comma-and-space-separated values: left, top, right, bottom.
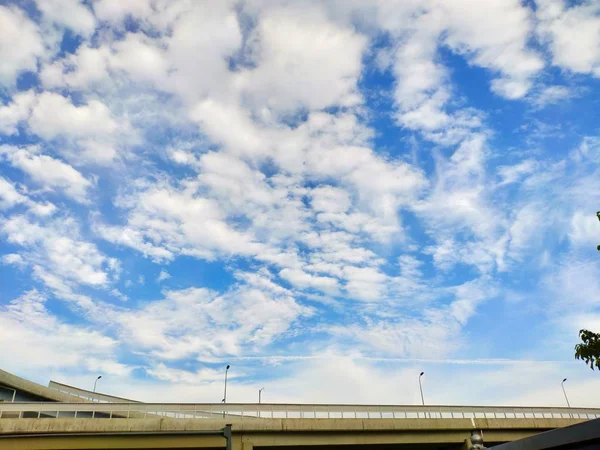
2, 403, 598, 450
1, 402, 599, 420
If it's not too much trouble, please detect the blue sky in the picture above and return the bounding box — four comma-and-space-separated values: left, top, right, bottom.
1, 0, 600, 406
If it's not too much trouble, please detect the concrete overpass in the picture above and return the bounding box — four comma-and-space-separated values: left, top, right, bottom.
2, 401, 599, 450
2, 369, 600, 450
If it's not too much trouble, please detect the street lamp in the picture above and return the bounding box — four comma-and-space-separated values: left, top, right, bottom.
223, 365, 231, 404
419, 372, 427, 419
93, 376, 102, 394
419, 372, 425, 406
259, 387, 265, 404
596, 212, 600, 251
561, 378, 571, 409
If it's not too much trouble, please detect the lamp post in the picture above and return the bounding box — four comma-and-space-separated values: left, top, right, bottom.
259, 387, 264, 404
561, 378, 571, 409
419, 372, 426, 418
222, 365, 230, 418
93, 376, 102, 394
223, 365, 230, 404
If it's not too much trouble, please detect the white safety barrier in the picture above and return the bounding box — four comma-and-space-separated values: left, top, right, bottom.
1, 403, 599, 420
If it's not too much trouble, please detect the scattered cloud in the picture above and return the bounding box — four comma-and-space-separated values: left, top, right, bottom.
156, 270, 171, 282
537, 0, 600, 77
0, 0, 599, 406
533, 85, 573, 107
0, 5, 44, 87
1, 146, 93, 203
0, 290, 129, 375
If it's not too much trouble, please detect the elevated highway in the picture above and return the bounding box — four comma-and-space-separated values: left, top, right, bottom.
1, 402, 599, 450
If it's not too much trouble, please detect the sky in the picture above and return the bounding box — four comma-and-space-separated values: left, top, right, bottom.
0, 0, 599, 408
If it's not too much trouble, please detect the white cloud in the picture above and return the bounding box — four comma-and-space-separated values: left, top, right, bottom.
2, 253, 25, 266
440, 0, 543, 99
146, 363, 226, 384
416, 135, 499, 245
156, 270, 171, 282
533, 85, 572, 107
504, 203, 544, 262
190, 106, 425, 245
0, 174, 57, 216
26, 92, 127, 165
0, 91, 36, 135
1, 146, 93, 203
311, 186, 352, 214
497, 159, 539, 185
1, 0, 599, 408
570, 136, 600, 164
94, 221, 175, 262
543, 258, 600, 316
537, 0, 600, 77
161, 1, 242, 104
115, 281, 312, 360
35, 0, 96, 37
93, 0, 153, 24
40, 45, 112, 89
0, 5, 44, 87
41, 33, 170, 90
96, 181, 263, 262
329, 315, 462, 359
27, 201, 57, 217
279, 268, 339, 295
111, 33, 169, 84
1, 215, 118, 288
236, 3, 367, 112
29, 92, 117, 139
373, 0, 544, 140
569, 211, 600, 247
0, 290, 129, 375
342, 265, 388, 302
0, 176, 28, 210
328, 275, 495, 358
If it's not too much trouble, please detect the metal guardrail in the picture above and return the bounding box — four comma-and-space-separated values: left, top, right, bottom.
1, 403, 599, 420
